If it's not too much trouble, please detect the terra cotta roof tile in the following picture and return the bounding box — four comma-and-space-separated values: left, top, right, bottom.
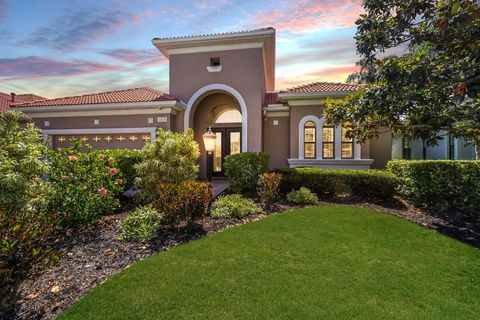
281, 82, 361, 94
11, 87, 176, 108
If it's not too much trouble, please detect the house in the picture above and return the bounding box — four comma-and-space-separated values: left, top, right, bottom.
1, 92, 46, 113
11, 28, 476, 179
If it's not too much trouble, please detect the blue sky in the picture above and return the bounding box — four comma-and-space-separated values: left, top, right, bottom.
0, 0, 364, 98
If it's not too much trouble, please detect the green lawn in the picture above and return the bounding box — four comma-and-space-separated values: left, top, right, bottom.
59, 205, 480, 320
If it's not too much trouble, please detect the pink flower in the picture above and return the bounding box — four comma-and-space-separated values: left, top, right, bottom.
98, 187, 108, 197
107, 157, 115, 164
115, 179, 123, 185
109, 168, 118, 176
98, 153, 105, 160
68, 155, 78, 161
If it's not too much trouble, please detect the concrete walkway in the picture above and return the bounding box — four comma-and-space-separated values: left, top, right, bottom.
211, 178, 229, 197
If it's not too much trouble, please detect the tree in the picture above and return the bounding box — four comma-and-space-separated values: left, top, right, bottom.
325, 0, 480, 157
135, 128, 200, 200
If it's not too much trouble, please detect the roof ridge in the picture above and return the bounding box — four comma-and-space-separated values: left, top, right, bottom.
153, 27, 274, 41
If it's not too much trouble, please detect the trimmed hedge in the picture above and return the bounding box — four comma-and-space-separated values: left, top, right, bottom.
224, 152, 270, 194
278, 168, 398, 201
387, 160, 480, 211
101, 149, 144, 190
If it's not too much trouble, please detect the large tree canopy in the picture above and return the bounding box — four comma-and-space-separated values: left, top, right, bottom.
325, 0, 480, 155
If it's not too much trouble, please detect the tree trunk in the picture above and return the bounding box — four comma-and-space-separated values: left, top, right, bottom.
476, 144, 480, 160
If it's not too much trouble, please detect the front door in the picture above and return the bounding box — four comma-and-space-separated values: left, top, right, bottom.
211, 127, 241, 177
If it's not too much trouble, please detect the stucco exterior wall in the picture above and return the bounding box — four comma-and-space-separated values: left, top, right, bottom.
264, 116, 290, 169
169, 48, 265, 152
32, 114, 172, 130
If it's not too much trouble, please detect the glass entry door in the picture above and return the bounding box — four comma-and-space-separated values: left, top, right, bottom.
211, 127, 241, 177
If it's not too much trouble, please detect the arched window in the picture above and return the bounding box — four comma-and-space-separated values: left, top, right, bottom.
322, 124, 335, 159
341, 125, 354, 159
214, 109, 242, 123
304, 121, 316, 159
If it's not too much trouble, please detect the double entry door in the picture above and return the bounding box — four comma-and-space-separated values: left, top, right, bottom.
211, 127, 241, 177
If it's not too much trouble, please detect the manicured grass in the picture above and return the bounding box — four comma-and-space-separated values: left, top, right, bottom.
59, 205, 480, 320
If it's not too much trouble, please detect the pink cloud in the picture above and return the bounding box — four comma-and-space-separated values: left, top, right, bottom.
276, 65, 360, 89
100, 49, 167, 67
0, 56, 123, 80
251, 0, 364, 33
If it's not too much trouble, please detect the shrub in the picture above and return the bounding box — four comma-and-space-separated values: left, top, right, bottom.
46, 141, 123, 226
387, 160, 480, 211
0, 111, 49, 212
153, 181, 212, 226
101, 149, 144, 190
278, 168, 398, 201
211, 194, 262, 218
287, 187, 319, 205
118, 206, 163, 242
135, 129, 199, 201
224, 152, 270, 194
0, 111, 55, 314
257, 172, 281, 205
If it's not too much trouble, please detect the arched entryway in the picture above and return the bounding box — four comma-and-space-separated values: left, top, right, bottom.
186, 85, 247, 179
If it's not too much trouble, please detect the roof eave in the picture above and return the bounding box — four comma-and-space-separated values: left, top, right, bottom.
12, 100, 182, 113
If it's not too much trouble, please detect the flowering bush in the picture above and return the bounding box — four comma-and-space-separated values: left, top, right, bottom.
153, 180, 212, 226
211, 194, 262, 218
101, 149, 144, 190
257, 172, 281, 205
46, 141, 123, 225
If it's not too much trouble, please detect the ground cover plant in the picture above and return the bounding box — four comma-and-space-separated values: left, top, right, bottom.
118, 206, 163, 242
211, 194, 261, 218
287, 187, 319, 205
58, 205, 480, 320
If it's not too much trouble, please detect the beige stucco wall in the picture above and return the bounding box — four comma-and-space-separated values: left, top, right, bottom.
169, 48, 265, 152
264, 116, 290, 169
32, 114, 172, 130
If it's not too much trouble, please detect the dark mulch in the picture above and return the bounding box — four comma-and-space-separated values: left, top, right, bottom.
8, 199, 480, 320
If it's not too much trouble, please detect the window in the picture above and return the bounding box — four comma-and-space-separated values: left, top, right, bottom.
215, 109, 242, 123
448, 134, 455, 160
402, 137, 412, 160
304, 121, 316, 159
341, 126, 354, 159
322, 125, 334, 159
210, 57, 220, 66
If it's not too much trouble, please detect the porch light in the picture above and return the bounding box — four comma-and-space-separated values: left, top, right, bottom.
202, 127, 217, 153
202, 127, 217, 182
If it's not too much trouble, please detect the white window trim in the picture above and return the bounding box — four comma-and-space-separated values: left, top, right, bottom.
298, 115, 361, 160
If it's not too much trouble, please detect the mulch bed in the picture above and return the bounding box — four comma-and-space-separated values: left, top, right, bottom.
9, 199, 480, 320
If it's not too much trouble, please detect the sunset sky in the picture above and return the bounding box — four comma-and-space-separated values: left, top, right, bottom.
0, 0, 364, 99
